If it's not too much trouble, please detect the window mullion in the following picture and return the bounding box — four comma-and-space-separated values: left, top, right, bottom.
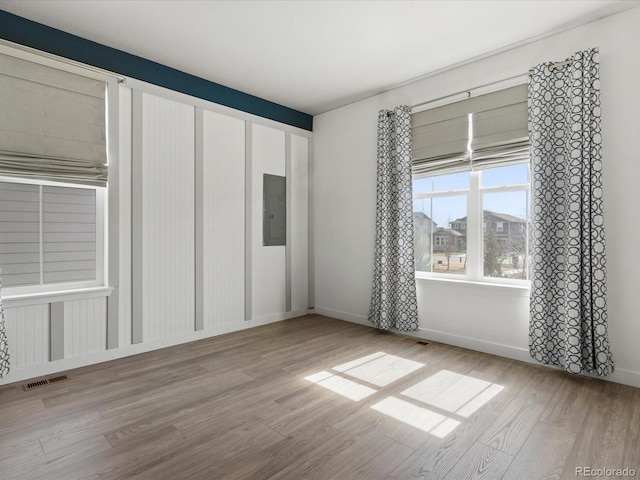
479, 184, 530, 194
429, 199, 434, 273
414, 189, 470, 200
39, 184, 44, 286
467, 171, 483, 280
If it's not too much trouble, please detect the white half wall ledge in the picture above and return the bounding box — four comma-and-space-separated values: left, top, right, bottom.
3, 287, 113, 308
0, 310, 309, 386
313, 307, 640, 389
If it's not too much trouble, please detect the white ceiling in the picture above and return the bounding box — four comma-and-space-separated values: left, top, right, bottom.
0, 1, 638, 115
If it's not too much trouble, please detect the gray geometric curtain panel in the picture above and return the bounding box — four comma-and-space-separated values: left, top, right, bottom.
0, 269, 10, 379
368, 106, 419, 332
528, 47, 614, 376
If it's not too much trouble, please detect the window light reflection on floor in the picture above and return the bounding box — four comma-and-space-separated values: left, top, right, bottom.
371, 396, 460, 438
304, 351, 423, 401
332, 352, 425, 387
304, 353, 504, 439
401, 370, 504, 418
304, 370, 377, 401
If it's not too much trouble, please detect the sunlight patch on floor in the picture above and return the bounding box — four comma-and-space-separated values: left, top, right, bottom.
332, 352, 425, 387
402, 370, 504, 417
304, 354, 503, 438
371, 396, 460, 438
304, 370, 377, 401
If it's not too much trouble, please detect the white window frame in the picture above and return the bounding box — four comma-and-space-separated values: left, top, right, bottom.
414, 168, 530, 286
0, 175, 106, 296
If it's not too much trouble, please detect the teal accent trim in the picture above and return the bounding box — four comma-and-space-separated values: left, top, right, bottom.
0, 10, 313, 131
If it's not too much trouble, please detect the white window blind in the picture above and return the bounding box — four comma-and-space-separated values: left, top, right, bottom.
412, 84, 528, 177
0, 53, 108, 187
0, 181, 97, 288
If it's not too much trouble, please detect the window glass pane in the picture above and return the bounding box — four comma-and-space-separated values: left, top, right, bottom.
413, 177, 433, 194
432, 196, 467, 275
481, 163, 529, 187
432, 172, 469, 192
43, 186, 97, 284
482, 191, 529, 279
0, 181, 40, 287
413, 198, 433, 272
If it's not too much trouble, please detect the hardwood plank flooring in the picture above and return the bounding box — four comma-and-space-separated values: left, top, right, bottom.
0, 314, 638, 480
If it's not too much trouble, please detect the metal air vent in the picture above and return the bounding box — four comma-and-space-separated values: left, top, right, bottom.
22, 375, 70, 391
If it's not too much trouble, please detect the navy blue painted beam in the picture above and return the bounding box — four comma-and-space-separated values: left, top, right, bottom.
0, 10, 313, 131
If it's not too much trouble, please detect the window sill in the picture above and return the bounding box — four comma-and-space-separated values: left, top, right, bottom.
415, 274, 530, 291
2, 286, 113, 308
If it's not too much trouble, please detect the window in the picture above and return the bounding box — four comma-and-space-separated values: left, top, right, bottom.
0, 179, 104, 292
0, 51, 108, 294
411, 84, 530, 283
413, 167, 529, 282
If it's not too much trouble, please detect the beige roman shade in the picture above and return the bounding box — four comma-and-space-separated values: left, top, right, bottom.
0, 53, 107, 187
412, 83, 528, 177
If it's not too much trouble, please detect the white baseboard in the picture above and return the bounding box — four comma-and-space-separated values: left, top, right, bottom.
413, 327, 532, 364
314, 306, 530, 360
314, 306, 640, 389
314, 307, 370, 326
0, 310, 308, 386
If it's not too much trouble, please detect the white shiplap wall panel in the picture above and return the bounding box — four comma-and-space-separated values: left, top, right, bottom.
119, 86, 132, 347
141, 93, 195, 341
251, 124, 286, 319
64, 297, 107, 358
202, 110, 245, 329
4, 305, 49, 367
290, 135, 309, 312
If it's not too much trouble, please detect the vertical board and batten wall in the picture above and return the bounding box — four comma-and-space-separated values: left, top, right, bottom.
251, 125, 287, 320
63, 298, 107, 358
290, 135, 309, 313
138, 93, 196, 342
202, 111, 246, 330
1, 77, 311, 384
3, 304, 49, 368
118, 86, 133, 348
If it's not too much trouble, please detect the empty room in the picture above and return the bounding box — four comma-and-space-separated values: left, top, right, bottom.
0, 1, 639, 479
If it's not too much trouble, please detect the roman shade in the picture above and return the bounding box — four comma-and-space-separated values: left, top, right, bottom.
0, 53, 107, 187
412, 84, 528, 177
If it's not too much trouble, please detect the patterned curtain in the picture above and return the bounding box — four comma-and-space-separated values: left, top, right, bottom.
0, 269, 9, 379
368, 106, 418, 332
528, 47, 614, 375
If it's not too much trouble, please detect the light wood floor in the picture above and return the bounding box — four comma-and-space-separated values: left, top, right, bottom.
1, 315, 639, 480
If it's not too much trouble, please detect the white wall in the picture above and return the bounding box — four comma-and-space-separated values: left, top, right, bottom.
291, 135, 309, 312
118, 86, 133, 348
202, 110, 246, 329
252, 124, 287, 319
141, 93, 196, 341
313, 7, 640, 387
